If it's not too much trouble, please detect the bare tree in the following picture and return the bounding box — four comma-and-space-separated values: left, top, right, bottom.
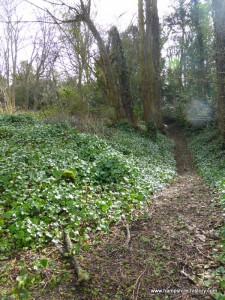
15, 12, 61, 110
31, 15, 60, 109
0, 0, 24, 112
59, 20, 94, 107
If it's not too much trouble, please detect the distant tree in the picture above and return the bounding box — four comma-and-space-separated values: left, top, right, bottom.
212, 0, 225, 139
162, 0, 215, 120
15, 61, 33, 109
60, 21, 93, 109
12, 14, 60, 110
31, 16, 60, 110
163, 0, 191, 91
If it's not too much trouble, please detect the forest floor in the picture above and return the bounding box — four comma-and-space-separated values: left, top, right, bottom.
35, 123, 221, 300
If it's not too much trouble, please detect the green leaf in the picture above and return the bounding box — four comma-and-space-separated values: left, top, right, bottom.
83, 243, 90, 251
40, 258, 48, 268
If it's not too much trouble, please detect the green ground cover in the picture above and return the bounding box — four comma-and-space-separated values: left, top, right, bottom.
0, 114, 176, 256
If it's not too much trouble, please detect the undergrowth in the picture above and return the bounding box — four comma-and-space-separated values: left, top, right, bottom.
0, 114, 176, 299
187, 126, 225, 300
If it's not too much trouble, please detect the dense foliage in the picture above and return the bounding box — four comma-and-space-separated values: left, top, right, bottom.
187, 127, 225, 186
187, 126, 225, 298
0, 114, 176, 256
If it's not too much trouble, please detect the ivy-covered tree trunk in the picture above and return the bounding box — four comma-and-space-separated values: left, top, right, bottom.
78, 1, 125, 121
212, 0, 225, 139
108, 26, 137, 128
138, 0, 163, 133
138, 0, 147, 119
81, 12, 125, 120
151, 0, 163, 130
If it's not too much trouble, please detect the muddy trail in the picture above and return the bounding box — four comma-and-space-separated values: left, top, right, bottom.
41, 124, 218, 300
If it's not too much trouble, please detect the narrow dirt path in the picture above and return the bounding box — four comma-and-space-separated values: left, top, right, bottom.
134, 123, 216, 299
41, 124, 217, 300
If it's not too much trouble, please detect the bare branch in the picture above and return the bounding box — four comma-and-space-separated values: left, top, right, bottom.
0, 20, 59, 24
24, 0, 48, 14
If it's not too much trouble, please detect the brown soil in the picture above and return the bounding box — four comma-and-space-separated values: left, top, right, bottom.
2, 124, 219, 300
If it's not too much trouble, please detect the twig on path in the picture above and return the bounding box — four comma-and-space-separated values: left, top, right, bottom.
132, 269, 147, 300
180, 269, 197, 284
195, 245, 212, 260
135, 282, 141, 300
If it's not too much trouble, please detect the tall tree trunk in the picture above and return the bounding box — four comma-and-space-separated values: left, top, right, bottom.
180, 17, 186, 89
151, 0, 163, 128
138, 0, 147, 120
144, 0, 155, 131
138, 0, 163, 133
212, 0, 225, 139
108, 26, 137, 127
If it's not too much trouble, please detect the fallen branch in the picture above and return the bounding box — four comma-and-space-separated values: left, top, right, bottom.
64, 231, 80, 278
53, 231, 90, 283
195, 245, 212, 260
64, 231, 90, 282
